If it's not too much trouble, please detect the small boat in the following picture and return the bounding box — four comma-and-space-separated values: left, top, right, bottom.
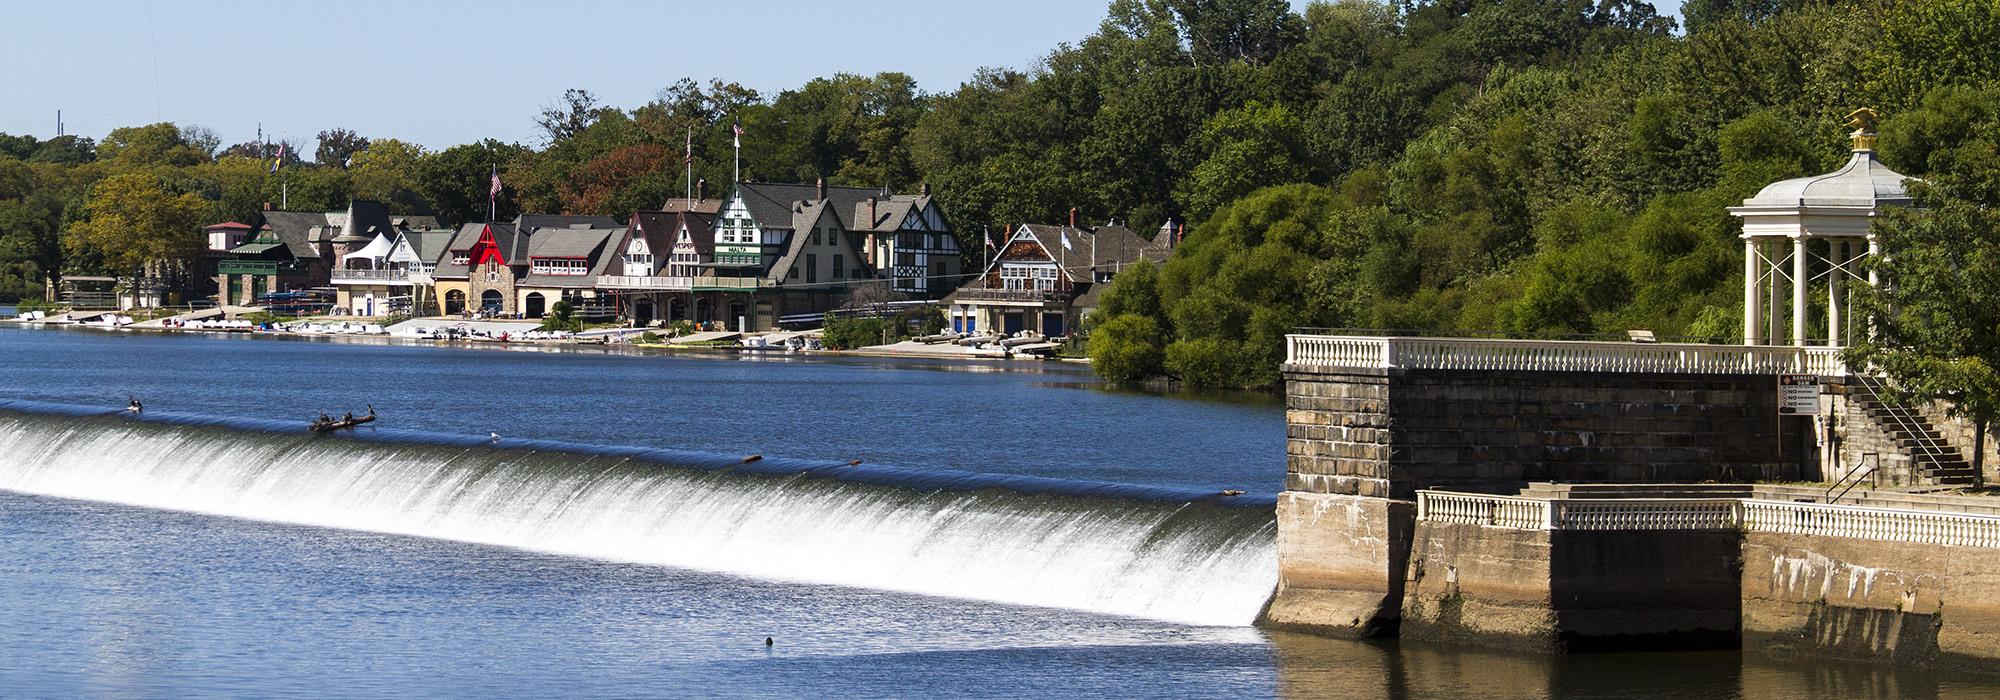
310, 406, 376, 433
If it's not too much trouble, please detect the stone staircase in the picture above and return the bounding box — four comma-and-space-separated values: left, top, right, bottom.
1849, 378, 1978, 487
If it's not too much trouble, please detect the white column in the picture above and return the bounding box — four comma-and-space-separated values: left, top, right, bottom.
1769, 240, 1783, 345
1867, 235, 1881, 288
1792, 237, 1809, 346
1743, 238, 1762, 345
1827, 240, 1843, 347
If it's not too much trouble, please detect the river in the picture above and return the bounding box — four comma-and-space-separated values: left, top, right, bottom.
0, 326, 1991, 697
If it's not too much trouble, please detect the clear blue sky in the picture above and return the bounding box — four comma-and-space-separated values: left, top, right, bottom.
0, 0, 1681, 153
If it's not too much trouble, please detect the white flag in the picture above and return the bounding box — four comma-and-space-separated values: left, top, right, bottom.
1060, 230, 1073, 252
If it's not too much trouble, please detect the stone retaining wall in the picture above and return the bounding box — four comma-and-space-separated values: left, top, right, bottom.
1284, 366, 1810, 500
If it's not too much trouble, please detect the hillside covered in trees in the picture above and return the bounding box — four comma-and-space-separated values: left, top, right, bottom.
2, 0, 1997, 388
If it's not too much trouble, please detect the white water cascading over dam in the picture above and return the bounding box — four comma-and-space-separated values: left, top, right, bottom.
0, 401, 1278, 627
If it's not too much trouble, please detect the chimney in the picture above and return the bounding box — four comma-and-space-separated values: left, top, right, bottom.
698, 178, 708, 202
1068, 207, 1077, 230
263, 202, 272, 211
919, 182, 929, 196
868, 197, 877, 227
816, 177, 826, 201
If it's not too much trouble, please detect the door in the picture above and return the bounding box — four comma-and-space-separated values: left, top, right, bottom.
1041, 312, 1064, 337
1002, 312, 1024, 335
635, 299, 656, 326
445, 290, 466, 315
525, 292, 546, 318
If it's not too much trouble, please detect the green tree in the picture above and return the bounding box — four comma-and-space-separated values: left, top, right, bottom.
1845, 188, 2000, 482
416, 140, 526, 224
1089, 313, 1166, 381
315, 128, 372, 168
64, 172, 206, 275
349, 138, 430, 212
1175, 101, 1311, 222
98, 123, 208, 167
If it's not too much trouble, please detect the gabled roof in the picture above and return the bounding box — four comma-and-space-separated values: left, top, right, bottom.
518, 227, 622, 288
850, 196, 928, 233
659, 197, 723, 215
257, 211, 333, 259
205, 221, 252, 231
1018, 224, 1095, 283
391, 215, 442, 230
428, 222, 508, 279
515, 213, 620, 231
402, 230, 456, 262
765, 200, 854, 284
637, 210, 717, 256
527, 227, 616, 259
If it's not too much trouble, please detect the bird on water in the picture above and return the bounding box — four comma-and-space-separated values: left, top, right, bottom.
764, 637, 774, 647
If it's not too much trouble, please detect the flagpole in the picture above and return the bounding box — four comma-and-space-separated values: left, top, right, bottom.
489, 164, 496, 221
685, 125, 693, 206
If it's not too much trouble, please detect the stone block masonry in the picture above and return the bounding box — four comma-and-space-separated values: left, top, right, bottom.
1263, 492, 1413, 638
1401, 521, 1742, 652
1740, 532, 2000, 668
1284, 366, 1811, 500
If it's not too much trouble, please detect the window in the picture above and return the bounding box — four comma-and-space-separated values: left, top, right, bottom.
1001, 264, 1056, 292
832, 255, 843, 280
806, 254, 817, 283
1033, 266, 1058, 292
452, 252, 470, 265
1000, 265, 1029, 291
530, 258, 587, 276
622, 253, 654, 277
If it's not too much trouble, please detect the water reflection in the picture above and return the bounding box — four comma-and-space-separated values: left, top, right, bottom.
1268, 631, 1989, 699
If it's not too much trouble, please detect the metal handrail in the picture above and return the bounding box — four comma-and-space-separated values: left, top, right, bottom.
1853, 375, 1959, 477
1827, 452, 1879, 503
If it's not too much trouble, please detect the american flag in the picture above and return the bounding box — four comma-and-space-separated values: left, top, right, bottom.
490, 166, 502, 197
684, 126, 693, 165
732, 117, 743, 147
986, 227, 997, 251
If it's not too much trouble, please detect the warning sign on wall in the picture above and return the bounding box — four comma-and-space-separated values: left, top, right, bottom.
1779, 374, 1821, 415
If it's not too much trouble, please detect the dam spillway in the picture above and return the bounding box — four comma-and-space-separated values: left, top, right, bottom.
0, 400, 1278, 627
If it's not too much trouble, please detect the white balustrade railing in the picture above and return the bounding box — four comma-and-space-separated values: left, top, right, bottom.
1417, 490, 2000, 547
1417, 492, 1553, 529
1287, 335, 1847, 376
331, 268, 413, 284
1555, 498, 1742, 531
597, 275, 693, 291
1741, 500, 2000, 548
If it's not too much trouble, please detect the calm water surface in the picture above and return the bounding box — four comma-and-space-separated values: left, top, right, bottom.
1, 327, 1996, 698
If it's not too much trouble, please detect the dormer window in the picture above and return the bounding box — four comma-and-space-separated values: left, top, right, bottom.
452, 252, 470, 265
531, 258, 588, 275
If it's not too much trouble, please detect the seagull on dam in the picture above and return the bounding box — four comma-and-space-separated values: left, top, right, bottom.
489, 432, 500, 442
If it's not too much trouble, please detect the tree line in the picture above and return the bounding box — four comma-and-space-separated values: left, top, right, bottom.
3, 0, 1998, 395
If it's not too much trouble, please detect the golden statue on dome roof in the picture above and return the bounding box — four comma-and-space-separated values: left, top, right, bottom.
1844, 107, 1880, 150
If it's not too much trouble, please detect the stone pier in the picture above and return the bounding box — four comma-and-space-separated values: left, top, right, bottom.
1270, 338, 1815, 637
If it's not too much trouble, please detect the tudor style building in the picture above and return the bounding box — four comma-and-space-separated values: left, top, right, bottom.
943, 220, 1172, 337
